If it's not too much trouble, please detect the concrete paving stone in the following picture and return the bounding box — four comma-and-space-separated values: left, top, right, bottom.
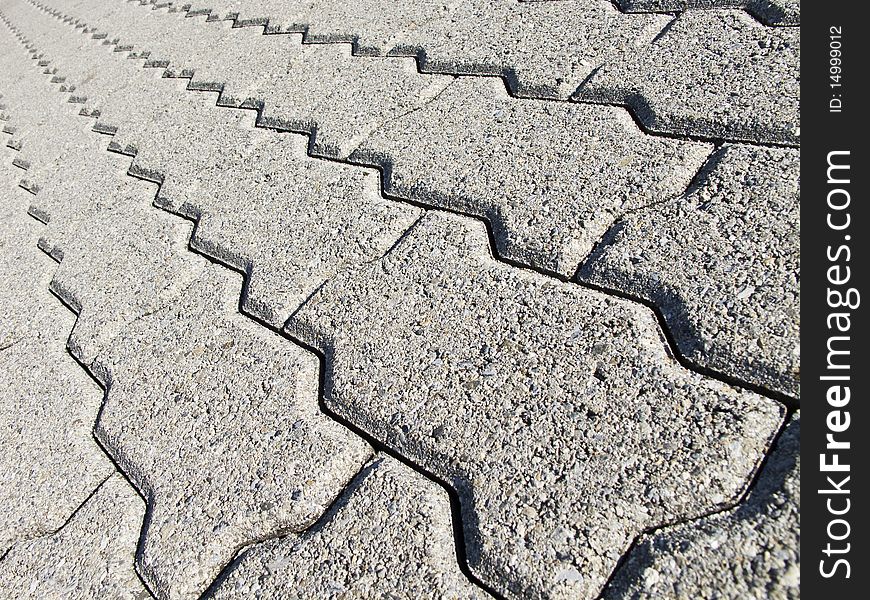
41, 0, 455, 160
87, 86, 421, 328
0, 279, 113, 557
93, 263, 372, 599
34, 0, 129, 33
578, 144, 799, 399
181, 0, 669, 100
0, 153, 115, 556
0, 24, 87, 166
44, 0, 228, 78
287, 211, 785, 599
380, 0, 668, 99
179, 0, 311, 29
211, 456, 488, 599
181, 0, 458, 49
30, 149, 208, 367
0, 153, 46, 346
605, 413, 800, 600
190, 31, 453, 160
615, 0, 799, 26
0, 473, 149, 600
577, 10, 799, 145
352, 77, 711, 277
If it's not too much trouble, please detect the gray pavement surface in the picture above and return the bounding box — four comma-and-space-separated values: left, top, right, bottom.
287, 211, 784, 598
0, 0, 800, 598
0, 473, 148, 599
212, 456, 489, 599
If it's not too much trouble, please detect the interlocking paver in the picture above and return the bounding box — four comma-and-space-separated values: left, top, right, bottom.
17, 2, 713, 283
36, 157, 208, 367
577, 10, 799, 145
1, 15, 208, 369
0, 473, 148, 600
110, 89, 420, 328
212, 456, 487, 599
352, 77, 711, 276
0, 28, 95, 184
615, 0, 800, 26
287, 211, 784, 599
94, 263, 372, 599
605, 414, 800, 599
1, 0, 170, 128
8, 3, 423, 330
0, 1, 801, 598
579, 144, 800, 399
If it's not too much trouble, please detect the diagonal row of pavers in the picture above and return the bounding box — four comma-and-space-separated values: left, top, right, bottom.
26, 0, 799, 400
0, 0, 798, 599
154, 0, 800, 143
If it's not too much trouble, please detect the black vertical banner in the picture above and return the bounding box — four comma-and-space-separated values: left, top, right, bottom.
803, 3, 868, 598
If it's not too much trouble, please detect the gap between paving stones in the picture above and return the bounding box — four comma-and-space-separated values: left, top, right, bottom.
164, 0, 801, 147
1, 12, 795, 598
28, 0, 798, 149
22, 1, 798, 407
0, 97, 155, 593
0, 471, 113, 561
5, 6, 797, 411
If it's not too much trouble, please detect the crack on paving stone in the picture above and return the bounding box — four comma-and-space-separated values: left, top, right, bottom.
112, 185, 503, 599
0, 471, 116, 565
192, 454, 491, 600
341, 74, 460, 159
192, 460, 383, 600
616, 141, 724, 217
591, 403, 797, 599
575, 270, 799, 410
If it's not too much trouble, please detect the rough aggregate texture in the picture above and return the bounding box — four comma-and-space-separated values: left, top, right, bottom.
0, 1, 801, 598
353, 77, 711, 276
94, 264, 372, 599
179, 0, 669, 99
577, 10, 800, 145
0, 153, 114, 555
0, 474, 149, 600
